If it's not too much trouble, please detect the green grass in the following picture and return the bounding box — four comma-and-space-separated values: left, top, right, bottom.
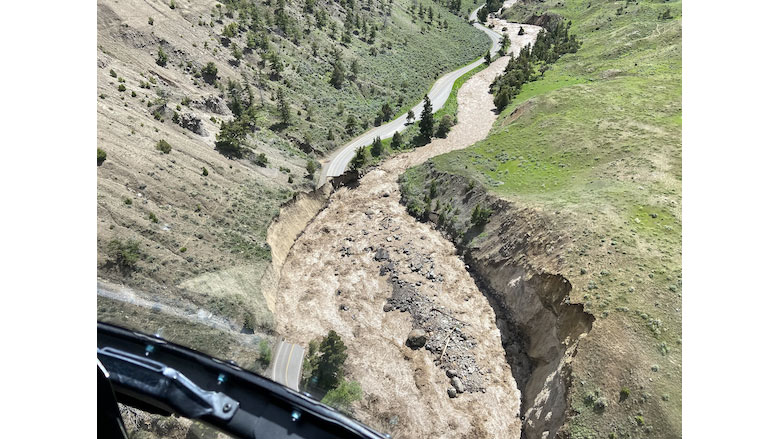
363, 60, 489, 166
402, 0, 682, 436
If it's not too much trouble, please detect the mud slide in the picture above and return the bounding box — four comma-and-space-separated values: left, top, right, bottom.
272, 9, 546, 438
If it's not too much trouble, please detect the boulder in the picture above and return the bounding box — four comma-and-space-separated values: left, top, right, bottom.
406, 329, 427, 349
451, 376, 465, 393
178, 113, 204, 136
446, 369, 458, 378
447, 387, 457, 398
374, 248, 389, 261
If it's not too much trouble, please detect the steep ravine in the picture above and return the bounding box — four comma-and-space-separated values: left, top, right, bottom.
400, 168, 595, 438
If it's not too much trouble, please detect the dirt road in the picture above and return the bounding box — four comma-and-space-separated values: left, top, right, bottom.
275, 14, 541, 439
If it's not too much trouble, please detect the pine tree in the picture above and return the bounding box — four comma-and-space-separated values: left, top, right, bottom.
381, 102, 393, 122
419, 95, 434, 141
331, 60, 345, 89
371, 136, 382, 157
391, 131, 402, 149
484, 50, 491, 64
277, 89, 291, 125
350, 59, 359, 79
313, 331, 348, 391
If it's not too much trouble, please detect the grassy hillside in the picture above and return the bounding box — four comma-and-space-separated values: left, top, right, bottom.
97, 0, 489, 344
401, 0, 681, 437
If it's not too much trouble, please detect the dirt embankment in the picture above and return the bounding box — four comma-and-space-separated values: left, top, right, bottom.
400, 167, 594, 438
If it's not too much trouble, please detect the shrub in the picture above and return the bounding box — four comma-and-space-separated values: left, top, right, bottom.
435, 114, 454, 138
306, 159, 317, 179
253, 153, 268, 167
97, 148, 107, 165
169, 0, 176, 10
594, 397, 608, 412
635, 416, 645, 426
258, 340, 272, 368
124, 198, 132, 205
179, 247, 187, 253
620, 387, 631, 401
106, 239, 141, 273
201, 167, 208, 176
131, 91, 137, 97
155, 139, 172, 154
148, 17, 154, 25
109, 69, 117, 78
322, 381, 362, 412
156, 47, 168, 67
471, 204, 493, 226
201, 62, 218, 84
117, 84, 126, 92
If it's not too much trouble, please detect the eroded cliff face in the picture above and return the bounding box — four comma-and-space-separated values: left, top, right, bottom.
401, 167, 594, 438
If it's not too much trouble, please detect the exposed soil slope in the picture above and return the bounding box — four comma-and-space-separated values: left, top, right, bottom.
97, 0, 491, 348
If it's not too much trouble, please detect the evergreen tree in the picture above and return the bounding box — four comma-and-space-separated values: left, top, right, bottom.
477, 7, 488, 23
494, 89, 511, 112
371, 136, 382, 157
277, 89, 291, 125
349, 146, 368, 171
381, 102, 392, 122
419, 95, 434, 141
391, 131, 402, 149
345, 115, 357, 134
500, 33, 510, 56
306, 159, 317, 179
331, 60, 346, 89
215, 119, 246, 158
484, 50, 491, 65
406, 110, 415, 125
350, 59, 359, 79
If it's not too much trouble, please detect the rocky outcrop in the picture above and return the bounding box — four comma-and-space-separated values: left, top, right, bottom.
178, 112, 204, 136
193, 95, 230, 115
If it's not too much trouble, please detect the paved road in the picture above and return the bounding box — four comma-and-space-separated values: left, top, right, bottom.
271, 340, 305, 391
318, 4, 502, 186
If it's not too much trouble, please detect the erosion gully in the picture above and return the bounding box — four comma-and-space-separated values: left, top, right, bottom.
269, 9, 549, 439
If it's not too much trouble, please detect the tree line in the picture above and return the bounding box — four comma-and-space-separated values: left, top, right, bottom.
491, 20, 581, 111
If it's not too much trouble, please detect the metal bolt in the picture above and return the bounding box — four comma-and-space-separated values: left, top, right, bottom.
223, 403, 232, 413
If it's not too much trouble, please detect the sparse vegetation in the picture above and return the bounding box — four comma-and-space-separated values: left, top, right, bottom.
470, 204, 492, 226
155, 139, 172, 154
97, 148, 107, 165
106, 239, 141, 274
156, 46, 168, 67
322, 380, 362, 413
258, 339, 272, 368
